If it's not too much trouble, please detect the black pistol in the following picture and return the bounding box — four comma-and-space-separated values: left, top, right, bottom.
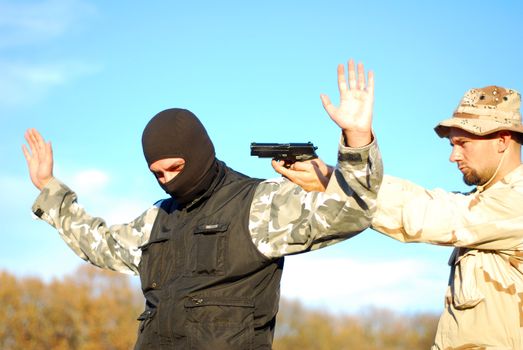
250, 142, 318, 166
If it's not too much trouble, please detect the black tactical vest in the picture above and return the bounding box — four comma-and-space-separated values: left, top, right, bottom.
135, 162, 284, 350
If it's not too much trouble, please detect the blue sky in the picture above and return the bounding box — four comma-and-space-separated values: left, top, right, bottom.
1, 0, 522, 314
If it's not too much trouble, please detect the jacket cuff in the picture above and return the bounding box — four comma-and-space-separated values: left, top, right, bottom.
337, 132, 377, 165
31, 178, 72, 219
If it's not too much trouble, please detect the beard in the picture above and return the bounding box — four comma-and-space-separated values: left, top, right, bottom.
462, 167, 495, 186
463, 170, 481, 186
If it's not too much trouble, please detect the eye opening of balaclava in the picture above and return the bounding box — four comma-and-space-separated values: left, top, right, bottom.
142, 108, 217, 205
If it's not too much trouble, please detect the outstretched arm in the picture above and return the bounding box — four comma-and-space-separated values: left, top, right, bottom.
250, 59, 382, 257
251, 140, 382, 258
22, 128, 54, 190
23, 128, 156, 274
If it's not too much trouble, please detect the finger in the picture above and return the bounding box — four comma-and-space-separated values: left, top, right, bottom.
24, 129, 33, 148
310, 158, 328, 170
23, 130, 31, 152
25, 129, 40, 158
291, 161, 313, 171
279, 169, 306, 188
347, 59, 357, 90
367, 70, 375, 95
320, 94, 337, 118
337, 64, 347, 94
273, 162, 294, 178
45, 141, 53, 164
33, 129, 47, 152
22, 144, 32, 164
357, 62, 366, 90
28, 129, 42, 153
271, 160, 286, 175
271, 161, 304, 182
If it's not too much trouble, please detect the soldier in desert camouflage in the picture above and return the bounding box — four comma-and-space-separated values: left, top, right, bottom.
22, 60, 382, 349
275, 84, 523, 349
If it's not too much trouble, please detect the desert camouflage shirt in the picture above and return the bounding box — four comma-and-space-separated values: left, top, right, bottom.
372, 165, 523, 350
32, 138, 382, 276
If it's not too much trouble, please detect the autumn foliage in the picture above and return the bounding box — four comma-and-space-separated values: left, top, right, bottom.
1, 265, 438, 349
274, 299, 438, 350
0, 265, 143, 350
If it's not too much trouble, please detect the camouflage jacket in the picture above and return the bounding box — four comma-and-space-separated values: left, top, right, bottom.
372, 165, 523, 350
32, 138, 382, 275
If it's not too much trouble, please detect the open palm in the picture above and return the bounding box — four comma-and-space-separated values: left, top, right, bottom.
22, 128, 54, 190
321, 59, 374, 147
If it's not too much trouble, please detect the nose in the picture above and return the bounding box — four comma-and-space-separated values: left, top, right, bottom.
163, 172, 176, 184
449, 145, 461, 163
155, 172, 172, 185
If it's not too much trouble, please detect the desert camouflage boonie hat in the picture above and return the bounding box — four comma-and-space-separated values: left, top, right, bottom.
434, 85, 522, 137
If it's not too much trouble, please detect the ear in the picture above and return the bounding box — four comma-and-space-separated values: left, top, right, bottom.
496, 131, 512, 152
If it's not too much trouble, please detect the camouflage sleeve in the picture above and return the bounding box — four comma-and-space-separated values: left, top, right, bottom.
31, 177, 159, 275
372, 174, 523, 250
249, 136, 383, 258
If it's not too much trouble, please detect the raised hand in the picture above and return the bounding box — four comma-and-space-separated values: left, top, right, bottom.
22, 128, 54, 190
321, 59, 374, 147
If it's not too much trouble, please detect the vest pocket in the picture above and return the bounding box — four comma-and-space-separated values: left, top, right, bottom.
451, 248, 485, 309
185, 296, 254, 350
138, 235, 171, 291
189, 222, 229, 276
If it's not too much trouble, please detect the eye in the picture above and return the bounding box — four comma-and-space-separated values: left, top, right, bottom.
450, 138, 468, 147
169, 164, 184, 172
460, 140, 472, 149
174, 163, 186, 172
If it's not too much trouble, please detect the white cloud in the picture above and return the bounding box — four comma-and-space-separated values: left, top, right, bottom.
64, 168, 152, 224
70, 168, 110, 193
0, 0, 95, 48
281, 255, 448, 313
0, 60, 101, 106
0, 0, 100, 108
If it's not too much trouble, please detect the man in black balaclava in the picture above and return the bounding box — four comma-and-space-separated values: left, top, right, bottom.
25, 60, 383, 349
141, 108, 218, 206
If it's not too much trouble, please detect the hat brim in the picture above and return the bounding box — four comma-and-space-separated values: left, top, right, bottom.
434, 117, 523, 138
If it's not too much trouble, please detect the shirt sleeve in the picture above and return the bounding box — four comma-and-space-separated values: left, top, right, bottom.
371, 174, 523, 250
31, 177, 160, 275
249, 136, 383, 258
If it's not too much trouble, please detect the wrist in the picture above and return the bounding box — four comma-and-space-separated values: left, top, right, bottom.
342, 130, 372, 148
38, 176, 54, 191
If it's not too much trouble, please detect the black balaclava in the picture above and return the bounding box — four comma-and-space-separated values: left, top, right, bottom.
142, 108, 217, 206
